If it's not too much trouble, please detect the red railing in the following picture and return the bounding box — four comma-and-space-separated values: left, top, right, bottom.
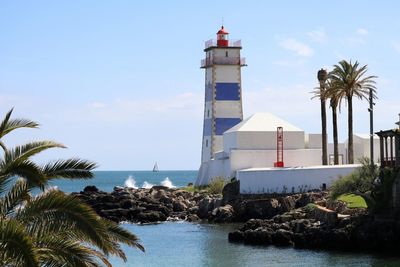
201, 57, 246, 68
204, 39, 242, 49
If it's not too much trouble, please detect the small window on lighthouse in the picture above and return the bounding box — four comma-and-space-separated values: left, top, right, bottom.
206, 140, 208, 147
225, 51, 228, 57
207, 109, 210, 117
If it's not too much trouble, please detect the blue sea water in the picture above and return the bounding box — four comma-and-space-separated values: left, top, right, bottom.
49, 170, 196, 193
49, 171, 400, 267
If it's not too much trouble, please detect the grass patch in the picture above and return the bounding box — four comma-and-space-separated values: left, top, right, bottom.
182, 177, 225, 195
338, 194, 368, 209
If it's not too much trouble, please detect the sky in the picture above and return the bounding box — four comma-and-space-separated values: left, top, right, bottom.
1, 1, 400, 170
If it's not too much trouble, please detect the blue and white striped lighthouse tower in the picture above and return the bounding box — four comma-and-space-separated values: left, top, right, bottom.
200, 26, 246, 163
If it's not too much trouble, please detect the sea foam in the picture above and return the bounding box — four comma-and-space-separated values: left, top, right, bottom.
142, 181, 154, 189
161, 177, 176, 188
124, 175, 138, 189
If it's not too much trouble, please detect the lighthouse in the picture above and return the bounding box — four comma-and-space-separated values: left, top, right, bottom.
200, 26, 246, 163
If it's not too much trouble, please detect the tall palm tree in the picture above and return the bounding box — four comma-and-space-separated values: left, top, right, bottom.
312, 68, 328, 165
0, 109, 144, 266
325, 79, 341, 165
329, 60, 377, 164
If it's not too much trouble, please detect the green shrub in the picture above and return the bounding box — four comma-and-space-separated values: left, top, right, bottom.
208, 177, 225, 194
330, 157, 378, 200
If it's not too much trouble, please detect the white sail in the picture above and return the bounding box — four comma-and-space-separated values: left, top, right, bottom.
152, 162, 159, 172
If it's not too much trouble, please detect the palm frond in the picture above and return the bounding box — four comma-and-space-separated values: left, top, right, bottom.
17, 190, 114, 256
0, 218, 38, 267
103, 219, 145, 252
0, 108, 39, 142
0, 178, 30, 217
3, 141, 65, 166
36, 237, 110, 267
42, 158, 97, 180
0, 160, 47, 189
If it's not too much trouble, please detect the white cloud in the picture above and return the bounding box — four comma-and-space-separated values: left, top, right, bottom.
393, 42, 400, 53
356, 28, 369, 35
273, 59, 305, 67
279, 38, 314, 57
82, 92, 203, 122
89, 102, 106, 109
307, 29, 327, 42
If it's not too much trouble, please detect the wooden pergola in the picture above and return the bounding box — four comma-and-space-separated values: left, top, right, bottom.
376, 129, 400, 168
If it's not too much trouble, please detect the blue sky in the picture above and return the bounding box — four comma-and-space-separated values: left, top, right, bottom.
1, 1, 399, 170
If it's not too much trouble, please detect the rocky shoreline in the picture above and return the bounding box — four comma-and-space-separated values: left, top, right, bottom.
73, 184, 323, 224
73, 184, 400, 252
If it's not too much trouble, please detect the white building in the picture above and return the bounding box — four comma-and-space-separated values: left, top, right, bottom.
195, 26, 374, 193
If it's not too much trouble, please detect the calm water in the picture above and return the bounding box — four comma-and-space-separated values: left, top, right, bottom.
49, 171, 400, 267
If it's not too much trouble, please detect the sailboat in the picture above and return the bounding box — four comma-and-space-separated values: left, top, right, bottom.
152, 162, 159, 172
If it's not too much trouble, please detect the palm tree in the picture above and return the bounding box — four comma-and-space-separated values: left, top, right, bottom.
312, 68, 328, 165
329, 60, 377, 164
0, 109, 144, 266
325, 79, 341, 165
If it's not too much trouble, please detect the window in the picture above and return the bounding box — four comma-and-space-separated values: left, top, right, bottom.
225, 51, 228, 57
206, 139, 208, 147
207, 109, 210, 117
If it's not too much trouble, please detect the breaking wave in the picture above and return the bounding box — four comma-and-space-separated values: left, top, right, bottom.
161, 177, 176, 188
124, 175, 138, 189
142, 181, 154, 189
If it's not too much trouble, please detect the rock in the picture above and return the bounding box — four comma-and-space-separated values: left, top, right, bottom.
279, 196, 296, 212
159, 195, 173, 204
173, 200, 187, 212
237, 198, 280, 220
197, 196, 213, 218
312, 205, 338, 226
83, 185, 99, 193
228, 230, 245, 242
186, 214, 201, 222
120, 199, 135, 209
152, 185, 170, 191
272, 229, 293, 246
136, 211, 167, 223
187, 206, 199, 214
211, 204, 235, 223
243, 228, 272, 245
293, 219, 311, 233
113, 186, 124, 192
222, 180, 240, 204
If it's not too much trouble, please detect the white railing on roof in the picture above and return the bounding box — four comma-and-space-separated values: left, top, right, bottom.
204, 39, 242, 49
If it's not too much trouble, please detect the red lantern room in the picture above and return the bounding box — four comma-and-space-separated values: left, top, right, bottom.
217, 26, 229, 47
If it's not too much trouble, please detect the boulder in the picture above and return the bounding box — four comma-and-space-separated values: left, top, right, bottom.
272, 229, 293, 246
211, 204, 235, 223
228, 230, 244, 242
173, 200, 188, 212
279, 196, 296, 212
237, 198, 280, 220
83, 185, 99, 193
120, 199, 135, 209
197, 196, 213, 218
312, 205, 338, 226
135, 211, 167, 223
222, 180, 240, 204
186, 214, 201, 222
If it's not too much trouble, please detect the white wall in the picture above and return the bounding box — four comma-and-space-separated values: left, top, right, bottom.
224, 131, 306, 151
213, 48, 241, 58
215, 101, 242, 118
214, 65, 240, 83
307, 134, 322, 149
230, 149, 322, 172
237, 165, 359, 194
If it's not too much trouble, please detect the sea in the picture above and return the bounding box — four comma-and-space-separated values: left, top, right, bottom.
49, 171, 400, 267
